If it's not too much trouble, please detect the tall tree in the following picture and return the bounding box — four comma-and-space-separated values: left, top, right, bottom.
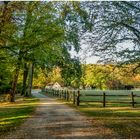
0, 1, 65, 101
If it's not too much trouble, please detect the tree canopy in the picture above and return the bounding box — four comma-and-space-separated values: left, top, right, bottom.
81, 1, 140, 64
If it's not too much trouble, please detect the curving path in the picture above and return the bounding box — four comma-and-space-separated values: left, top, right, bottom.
1, 90, 113, 139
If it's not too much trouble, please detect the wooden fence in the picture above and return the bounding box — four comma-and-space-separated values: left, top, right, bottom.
45, 89, 140, 107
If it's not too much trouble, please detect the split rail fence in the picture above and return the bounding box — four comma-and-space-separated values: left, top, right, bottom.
44, 89, 140, 107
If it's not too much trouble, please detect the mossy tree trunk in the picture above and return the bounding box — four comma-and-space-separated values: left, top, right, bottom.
10, 56, 22, 102
21, 62, 28, 96
27, 62, 34, 97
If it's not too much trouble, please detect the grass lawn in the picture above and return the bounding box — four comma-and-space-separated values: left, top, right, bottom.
77, 103, 140, 138
0, 95, 39, 137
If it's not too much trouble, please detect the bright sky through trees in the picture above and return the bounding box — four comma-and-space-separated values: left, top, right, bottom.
70, 45, 99, 64
70, 41, 135, 64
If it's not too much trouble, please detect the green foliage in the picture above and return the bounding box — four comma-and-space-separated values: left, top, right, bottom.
32, 63, 140, 90
78, 104, 140, 138
33, 67, 63, 88
60, 58, 82, 88
0, 52, 13, 94
81, 64, 140, 90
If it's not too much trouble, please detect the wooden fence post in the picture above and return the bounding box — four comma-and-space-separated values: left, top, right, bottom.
69, 90, 71, 101
66, 90, 69, 101
103, 92, 106, 107
64, 90, 66, 100
59, 90, 61, 98
63, 90, 65, 99
77, 90, 80, 106
73, 91, 75, 104
131, 92, 135, 107
58, 90, 60, 97
61, 90, 64, 99
61, 90, 63, 98
63, 90, 64, 99
57, 90, 58, 96
60, 90, 62, 98
54, 89, 56, 96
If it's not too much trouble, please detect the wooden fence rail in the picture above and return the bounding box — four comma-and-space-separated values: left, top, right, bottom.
44, 89, 140, 108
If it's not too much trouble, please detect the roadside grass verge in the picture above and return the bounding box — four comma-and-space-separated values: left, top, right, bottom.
0, 95, 39, 136
43, 92, 140, 138
77, 103, 140, 139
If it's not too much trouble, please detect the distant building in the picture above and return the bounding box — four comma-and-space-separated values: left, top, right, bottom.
85, 85, 91, 90
45, 82, 61, 89
52, 82, 61, 89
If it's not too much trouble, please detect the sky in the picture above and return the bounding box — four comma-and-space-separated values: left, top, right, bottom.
84, 56, 99, 64
70, 40, 134, 64
70, 46, 100, 64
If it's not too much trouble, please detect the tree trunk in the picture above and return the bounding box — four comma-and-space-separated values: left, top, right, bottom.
21, 62, 28, 96
10, 58, 21, 102
10, 50, 23, 102
10, 68, 20, 102
27, 62, 34, 97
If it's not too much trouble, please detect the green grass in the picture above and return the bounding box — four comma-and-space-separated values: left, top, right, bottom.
0, 96, 39, 136
77, 102, 140, 138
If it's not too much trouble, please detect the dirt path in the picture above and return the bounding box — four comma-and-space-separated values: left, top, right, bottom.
2, 90, 114, 139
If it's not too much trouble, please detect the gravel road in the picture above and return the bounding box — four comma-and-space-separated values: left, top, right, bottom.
2, 90, 114, 139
